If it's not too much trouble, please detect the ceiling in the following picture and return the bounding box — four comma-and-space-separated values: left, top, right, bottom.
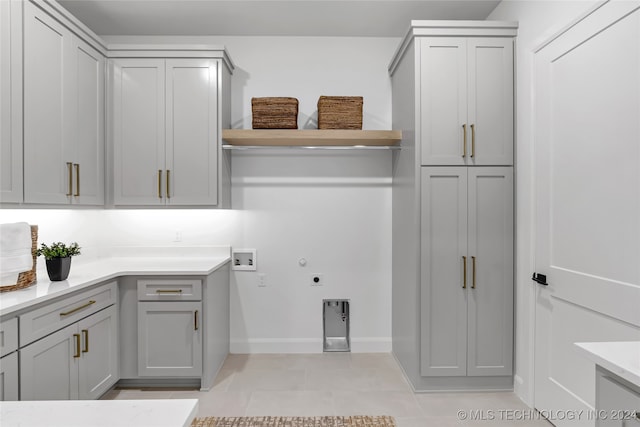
57, 0, 502, 37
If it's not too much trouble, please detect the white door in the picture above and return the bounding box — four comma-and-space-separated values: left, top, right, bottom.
112, 58, 165, 205
467, 167, 513, 376
78, 306, 118, 400
72, 36, 104, 206
23, 1, 73, 204
165, 59, 219, 205
420, 167, 468, 376
467, 39, 513, 166
20, 324, 80, 400
138, 301, 202, 377
420, 38, 467, 166
534, 3, 640, 426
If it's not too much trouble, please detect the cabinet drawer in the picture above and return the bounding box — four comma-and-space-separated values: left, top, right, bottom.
20, 281, 117, 346
0, 317, 18, 357
137, 279, 202, 301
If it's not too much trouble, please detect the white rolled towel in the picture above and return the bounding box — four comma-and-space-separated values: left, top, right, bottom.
0, 222, 33, 275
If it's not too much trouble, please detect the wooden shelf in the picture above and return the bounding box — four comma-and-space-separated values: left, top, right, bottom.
222, 129, 402, 147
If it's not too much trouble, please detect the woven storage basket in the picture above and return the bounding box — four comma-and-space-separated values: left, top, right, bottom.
317, 96, 363, 130
0, 225, 38, 293
252, 97, 299, 129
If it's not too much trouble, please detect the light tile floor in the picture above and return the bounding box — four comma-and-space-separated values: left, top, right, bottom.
102, 353, 552, 426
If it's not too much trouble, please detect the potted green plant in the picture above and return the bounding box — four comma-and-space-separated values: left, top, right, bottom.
36, 242, 81, 281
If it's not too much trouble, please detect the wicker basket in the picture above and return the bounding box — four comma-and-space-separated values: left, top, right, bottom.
0, 225, 38, 293
317, 96, 363, 130
252, 97, 299, 129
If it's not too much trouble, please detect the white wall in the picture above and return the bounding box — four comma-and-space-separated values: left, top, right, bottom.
487, 0, 600, 406
219, 36, 399, 353
0, 209, 240, 257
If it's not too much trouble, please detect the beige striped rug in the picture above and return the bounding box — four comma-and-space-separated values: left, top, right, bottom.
191, 416, 396, 427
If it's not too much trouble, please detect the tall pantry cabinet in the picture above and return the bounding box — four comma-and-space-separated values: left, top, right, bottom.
108, 48, 233, 207
390, 21, 517, 391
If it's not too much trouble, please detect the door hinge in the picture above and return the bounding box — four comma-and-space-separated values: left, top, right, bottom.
532, 272, 548, 286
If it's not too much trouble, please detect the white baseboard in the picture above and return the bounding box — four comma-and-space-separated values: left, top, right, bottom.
230, 337, 392, 354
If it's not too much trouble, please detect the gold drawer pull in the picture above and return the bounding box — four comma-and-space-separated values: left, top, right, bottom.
158, 170, 163, 199
82, 329, 89, 353
462, 124, 467, 158
155, 289, 183, 294
462, 256, 467, 289
74, 163, 80, 196
60, 300, 96, 316
166, 169, 171, 199
73, 333, 81, 358
471, 256, 477, 289
470, 124, 476, 158
66, 162, 73, 196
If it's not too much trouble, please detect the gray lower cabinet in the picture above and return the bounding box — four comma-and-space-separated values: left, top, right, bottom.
20, 304, 118, 400
137, 301, 203, 377
137, 279, 203, 377
0, 352, 19, 400
0, 317, 19, 401
596, 368, 640, 427
420, 167, 513, 377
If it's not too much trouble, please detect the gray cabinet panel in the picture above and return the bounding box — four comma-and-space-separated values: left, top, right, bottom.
467, 168, 513, 376
420, 167, 468, 376
420, 167, 513, 378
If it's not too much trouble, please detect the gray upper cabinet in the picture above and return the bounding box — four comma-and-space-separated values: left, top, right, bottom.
111, 57, 222, 206
0, 0, 23, 203
420, 37, 513, 166
22, 1, 104, 205
420, 167, 513, 377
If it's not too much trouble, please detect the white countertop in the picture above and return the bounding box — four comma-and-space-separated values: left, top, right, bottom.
0, 399, 198, 427
0, 246, 230, 316
575, 341, 640, 387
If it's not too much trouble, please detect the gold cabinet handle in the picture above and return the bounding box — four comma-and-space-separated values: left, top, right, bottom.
470, 124, 476, 158
166, 169, 171, 199
60, 300, 96, 316
73, 333, 81, 358
66, 162, 73, 196
82, 329, 89, 353
194, 310, 199, 331
462, 124, 467, 158
74, 163, 80, 196
155, 289, 183, 294
158, 170, 163, 199
471, 256, 477, 289
462, 256, 467, 289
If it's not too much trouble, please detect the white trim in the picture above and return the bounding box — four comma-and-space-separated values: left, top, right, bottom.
389, 20, 518, 75
230, 337, 391, 354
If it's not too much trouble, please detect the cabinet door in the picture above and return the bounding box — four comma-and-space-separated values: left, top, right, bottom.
112, 58, 165, 205
420, 167, 468, 376
72, 36, 104, 206
138, 301, 202, 377
0, 352, 19, 401
0, 0, 22, 203
165, 59, 219, 205
467, 39, 514, 165
20, 323, 79, 400
78, 305, 118, 400
23, 1, 74, 204
597, 373, 640, 427
420, 38, 467, 166
467, 167, 513, 376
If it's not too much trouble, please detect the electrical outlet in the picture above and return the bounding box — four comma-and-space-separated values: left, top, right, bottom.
258, 273, 267, 287
310, 274, 323, 286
